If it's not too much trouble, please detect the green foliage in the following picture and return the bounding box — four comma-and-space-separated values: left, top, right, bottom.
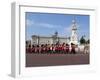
80, 36, 86, 44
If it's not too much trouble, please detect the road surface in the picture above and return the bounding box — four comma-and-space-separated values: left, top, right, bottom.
26, 53, 89, 67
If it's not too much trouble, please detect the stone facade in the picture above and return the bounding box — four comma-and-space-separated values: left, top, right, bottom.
31, 34, 70, 45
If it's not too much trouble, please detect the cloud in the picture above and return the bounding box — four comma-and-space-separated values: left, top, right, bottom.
64, 26, 71, 32
26, 19, 35, 26
63, 26, 71, 35
38, 23, 58, 28
56, 26, 71, 37
26, 19, 61, 29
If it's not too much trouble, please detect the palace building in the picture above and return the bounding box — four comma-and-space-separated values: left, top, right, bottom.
31, 31, 70, 45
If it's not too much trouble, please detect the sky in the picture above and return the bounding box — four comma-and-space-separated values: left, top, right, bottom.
26, 12, 89, 41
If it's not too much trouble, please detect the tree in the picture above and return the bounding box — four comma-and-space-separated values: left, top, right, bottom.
80, 36, 86, 44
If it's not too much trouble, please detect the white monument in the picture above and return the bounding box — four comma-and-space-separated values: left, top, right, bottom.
70, 17, 78, 45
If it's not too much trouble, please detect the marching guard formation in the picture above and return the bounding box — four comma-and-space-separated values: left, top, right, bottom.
26, 43, 80, 54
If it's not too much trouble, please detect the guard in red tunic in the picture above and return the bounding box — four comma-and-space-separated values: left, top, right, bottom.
41, 44, 44, 54
66, 44, 69, 53
55, 45, 58, 53
71, 43, 76, 54
31, 45, 35, 53
28, 45, 32, 53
